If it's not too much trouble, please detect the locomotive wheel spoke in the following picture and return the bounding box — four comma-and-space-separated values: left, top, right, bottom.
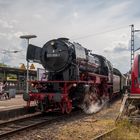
65, 101, 72, 114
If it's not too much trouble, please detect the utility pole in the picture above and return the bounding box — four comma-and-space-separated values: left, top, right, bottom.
130, 24, 134, 69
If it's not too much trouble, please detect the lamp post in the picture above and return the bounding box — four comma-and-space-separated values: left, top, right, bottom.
20, 35, 37, 94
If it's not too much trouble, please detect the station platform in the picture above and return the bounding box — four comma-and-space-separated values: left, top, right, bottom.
0, 95, 36, 120
0, 95, 34, 111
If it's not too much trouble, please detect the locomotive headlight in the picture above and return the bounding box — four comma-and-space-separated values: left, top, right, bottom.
73, 83, 77, 87
31, 83, 34, 87
50, 41, 55, 46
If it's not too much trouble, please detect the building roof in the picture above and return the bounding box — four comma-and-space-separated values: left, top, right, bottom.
0, 66, 36, 76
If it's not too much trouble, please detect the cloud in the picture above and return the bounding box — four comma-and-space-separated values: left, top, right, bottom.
103, 48, 130, 73
114, 45, 128, 52
0, 0, 140, 73
104, 42, 128, 53
33, 14, 42, 19
0, 32, 6, 38
0, 19, 13, 29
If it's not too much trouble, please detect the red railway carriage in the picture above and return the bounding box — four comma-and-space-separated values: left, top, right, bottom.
127, 54, 140, 110
131, 54, 140, 94
118, 54, 140, 119
24, 38, 125, 114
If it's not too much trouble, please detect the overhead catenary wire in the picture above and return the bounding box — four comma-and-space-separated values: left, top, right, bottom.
0, 49, 24, 65
71, 25, 129, 40
1, 49, 23, 53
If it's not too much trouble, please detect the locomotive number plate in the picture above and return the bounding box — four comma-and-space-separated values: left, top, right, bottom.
47, 53, 61, 57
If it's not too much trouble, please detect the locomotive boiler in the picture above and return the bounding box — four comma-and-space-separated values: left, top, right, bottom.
25, 38, 125, 113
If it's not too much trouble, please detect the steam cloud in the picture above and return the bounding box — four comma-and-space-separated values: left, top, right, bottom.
80, 87, 109, 114
81, 99, 107, 114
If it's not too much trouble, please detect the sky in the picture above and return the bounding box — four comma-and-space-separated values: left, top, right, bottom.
0, 0, 140, 73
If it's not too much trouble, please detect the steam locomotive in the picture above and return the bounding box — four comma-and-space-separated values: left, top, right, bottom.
24, 38, 126, 113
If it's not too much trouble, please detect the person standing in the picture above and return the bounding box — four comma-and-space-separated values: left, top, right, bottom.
0, 82, 3, 94
2, 81, 9, 99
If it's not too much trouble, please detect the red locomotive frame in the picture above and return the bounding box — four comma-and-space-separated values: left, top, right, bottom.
27, 73, 108, 114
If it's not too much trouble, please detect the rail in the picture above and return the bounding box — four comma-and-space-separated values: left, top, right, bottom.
0, 110, 81, 139
92, 127, 117, 140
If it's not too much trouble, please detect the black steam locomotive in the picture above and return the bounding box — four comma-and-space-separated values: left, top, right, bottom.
25, 38, 126, 113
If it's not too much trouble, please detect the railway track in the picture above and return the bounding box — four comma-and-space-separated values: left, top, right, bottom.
0, 110, 81, 139
92, 127, 117, 140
